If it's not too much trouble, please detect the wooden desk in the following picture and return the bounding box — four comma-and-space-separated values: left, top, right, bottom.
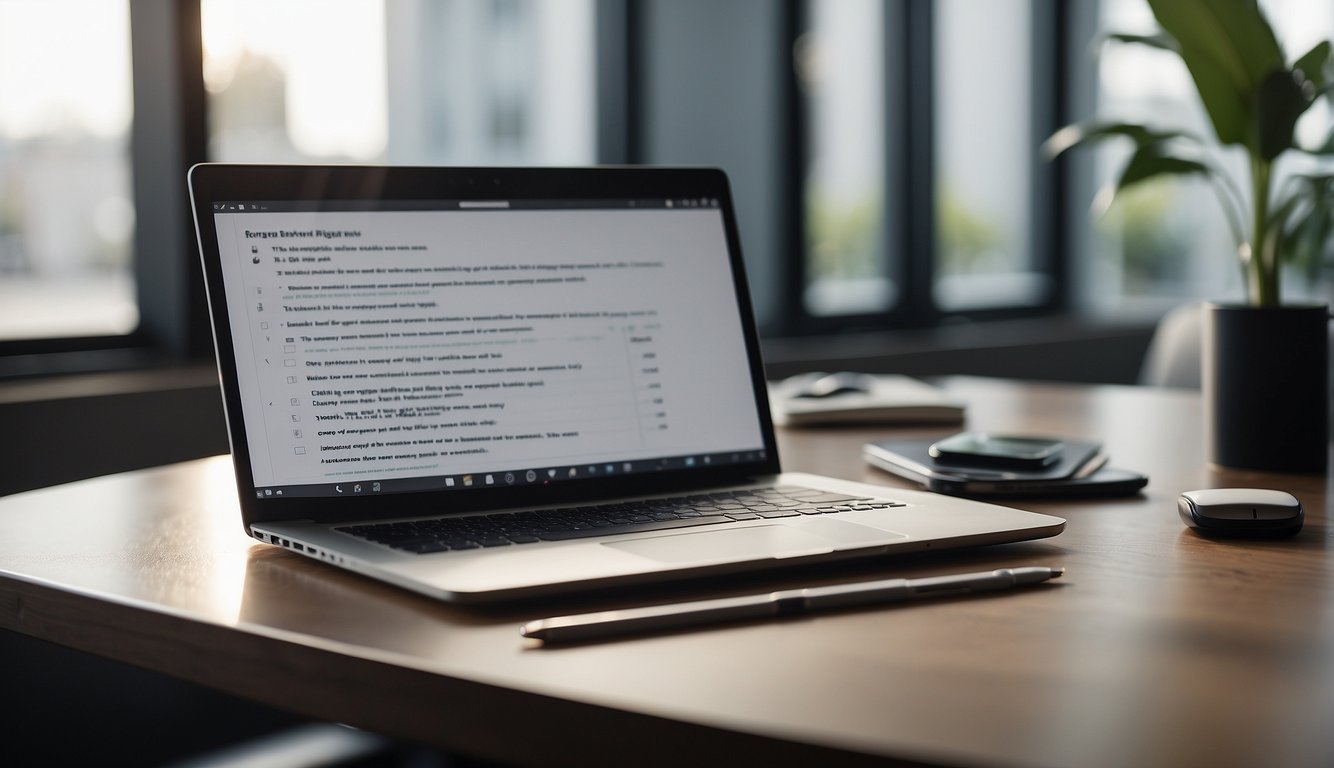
2, 377, 1331, 767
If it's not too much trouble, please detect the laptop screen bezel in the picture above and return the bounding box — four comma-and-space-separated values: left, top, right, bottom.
188, 164, 782, 529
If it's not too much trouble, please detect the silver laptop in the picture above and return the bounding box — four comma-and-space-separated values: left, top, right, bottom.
189, 164, 1064, 603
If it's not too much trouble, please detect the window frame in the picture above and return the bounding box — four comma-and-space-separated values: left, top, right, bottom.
797, 0, 1074, 334
613, 0, 1076, 337
128, 0, 212, 359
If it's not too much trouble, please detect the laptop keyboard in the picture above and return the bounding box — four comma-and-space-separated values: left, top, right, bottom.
336, 485, 906, 554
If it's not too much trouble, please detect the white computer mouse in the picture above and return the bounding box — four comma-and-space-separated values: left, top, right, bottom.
1178, 488, 1303, 537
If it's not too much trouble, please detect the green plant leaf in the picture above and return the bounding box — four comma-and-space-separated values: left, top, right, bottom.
1045, 123, 1244, 244
1292, 198, 1333, 281
1102, 32, 1179, 54
1266, 190, 1305, 268
1147, 0, 1284, 146
1293, 40, 1331, 91
1041, 121, 1195, 160
1273, 175, 1334, 279
1255, 69, 1311, 159
1115, 143, 1213, 194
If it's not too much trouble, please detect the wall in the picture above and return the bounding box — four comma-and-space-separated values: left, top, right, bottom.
0, 366, 228, 497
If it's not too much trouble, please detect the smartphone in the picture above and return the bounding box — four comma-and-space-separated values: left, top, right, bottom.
928, 432, 1064, 470
863, 437, 1146, 499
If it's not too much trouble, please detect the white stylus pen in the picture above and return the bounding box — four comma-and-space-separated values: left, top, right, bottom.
521, 566, 1064, 644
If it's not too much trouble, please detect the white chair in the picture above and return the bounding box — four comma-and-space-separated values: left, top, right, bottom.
1138, 302, 1203, 389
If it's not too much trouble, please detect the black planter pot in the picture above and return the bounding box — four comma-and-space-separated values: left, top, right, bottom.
1203, 303, 1330, 473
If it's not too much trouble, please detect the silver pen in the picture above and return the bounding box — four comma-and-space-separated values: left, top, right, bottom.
521, 566, 1064, 644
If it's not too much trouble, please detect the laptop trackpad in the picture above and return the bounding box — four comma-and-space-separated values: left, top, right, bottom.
605, 523, 864, 564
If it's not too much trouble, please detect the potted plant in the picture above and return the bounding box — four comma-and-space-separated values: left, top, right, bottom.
1045, 0, 1334, 473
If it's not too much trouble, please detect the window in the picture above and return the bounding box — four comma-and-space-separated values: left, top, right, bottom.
201, 0, 595, 166
7, 0, 1215, 379
800, 0, 893, 317
782, 0, 1064, 331
934, 0, 1050, 311
1, 0, 597, 371
0, 1, 137, 342
202, 0, 389, 163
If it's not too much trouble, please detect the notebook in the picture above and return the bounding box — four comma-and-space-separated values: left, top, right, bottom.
769, 372, 965, 427
189, 164, 1064, 603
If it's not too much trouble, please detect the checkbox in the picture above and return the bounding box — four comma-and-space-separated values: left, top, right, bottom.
294, 446, 306, 455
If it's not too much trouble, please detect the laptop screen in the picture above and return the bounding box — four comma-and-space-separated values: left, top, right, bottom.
208, 195, 768, 502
